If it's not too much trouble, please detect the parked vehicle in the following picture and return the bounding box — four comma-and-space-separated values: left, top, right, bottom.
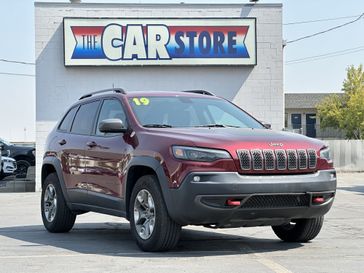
41, 88, 336, 251
0, 143, 3, 175
0, 156, 17, 180
0, 138, 35, 178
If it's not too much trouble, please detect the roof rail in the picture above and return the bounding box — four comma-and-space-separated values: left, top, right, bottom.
183, 90, 215, 96
79, 88, 126, 100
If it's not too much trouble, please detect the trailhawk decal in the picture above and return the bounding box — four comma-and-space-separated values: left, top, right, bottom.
63, 18, 256, 66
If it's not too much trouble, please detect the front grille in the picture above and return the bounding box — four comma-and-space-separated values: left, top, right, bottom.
237, 148, 317, 172
241, 194, 310, 209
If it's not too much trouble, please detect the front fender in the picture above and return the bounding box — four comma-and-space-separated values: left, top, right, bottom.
42, 156, 71, 205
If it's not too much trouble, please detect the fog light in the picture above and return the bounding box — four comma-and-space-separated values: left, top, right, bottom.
193, 176, 200, 182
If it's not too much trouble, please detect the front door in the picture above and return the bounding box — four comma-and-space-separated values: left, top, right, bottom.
85, 98, 132, 211
306, 113, 317, 138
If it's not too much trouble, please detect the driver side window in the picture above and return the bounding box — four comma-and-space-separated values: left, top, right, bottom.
96, 99, 127, 136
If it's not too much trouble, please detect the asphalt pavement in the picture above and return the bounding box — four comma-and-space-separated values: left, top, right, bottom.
0, 172, 363, 273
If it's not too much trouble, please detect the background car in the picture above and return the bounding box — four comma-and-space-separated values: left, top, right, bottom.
0, 138, 35, 178
0, 156, 17, 180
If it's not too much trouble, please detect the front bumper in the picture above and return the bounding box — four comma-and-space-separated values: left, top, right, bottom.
164, 169, 336, 227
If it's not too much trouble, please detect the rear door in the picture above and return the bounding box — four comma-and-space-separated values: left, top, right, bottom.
84, 98, 132, 212
57, 100, 100, 204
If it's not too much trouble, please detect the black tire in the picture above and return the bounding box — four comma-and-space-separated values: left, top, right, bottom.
272, 216, 324, 242
0, 170, 4, 180
41, 173, 76, 233
129, 175, 181, 252
15, 160, 31, 179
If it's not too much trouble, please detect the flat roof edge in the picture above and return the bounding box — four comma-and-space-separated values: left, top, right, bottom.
34, 2, 283, 8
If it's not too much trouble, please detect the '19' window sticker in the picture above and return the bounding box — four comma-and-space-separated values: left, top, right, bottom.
132, 97, 150, 106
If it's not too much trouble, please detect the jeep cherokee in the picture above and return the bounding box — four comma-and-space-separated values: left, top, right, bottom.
41, 88, 336, 251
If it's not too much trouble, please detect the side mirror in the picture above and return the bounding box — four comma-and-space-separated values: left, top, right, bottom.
99, 118, 127, 133
261, 121, 271, 129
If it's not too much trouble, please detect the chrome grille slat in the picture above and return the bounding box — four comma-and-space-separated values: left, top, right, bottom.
263, 150, 275, 170
307, 149, 317, 169
237, 148, 317, 171
251, 149, 263, 170
237, 149, 251, 170
287, 149, 298, 170
297, 149, 308, 169
275, 149, 287, 170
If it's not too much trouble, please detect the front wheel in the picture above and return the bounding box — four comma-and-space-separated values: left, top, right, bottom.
129, 175, 181, 252
41, 173, 76, 233
15, 160, 31, 178
272, 216, 324, 242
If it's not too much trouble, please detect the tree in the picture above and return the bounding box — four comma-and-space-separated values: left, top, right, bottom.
317, 64, 364, 139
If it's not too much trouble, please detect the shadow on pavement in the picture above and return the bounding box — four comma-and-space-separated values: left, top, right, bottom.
338, 186, 364, 195
0, 222, 303, 257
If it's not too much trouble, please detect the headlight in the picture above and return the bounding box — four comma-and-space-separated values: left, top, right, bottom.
32, 150, 36, 156
172, 146, 231, 162
320, 147, 331, 161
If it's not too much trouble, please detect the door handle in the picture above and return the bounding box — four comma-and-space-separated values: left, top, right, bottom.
86, 141, 97, 148
58, 139, 67, 146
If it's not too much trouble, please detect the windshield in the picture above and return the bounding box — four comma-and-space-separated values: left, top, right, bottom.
128, 96, 264, 129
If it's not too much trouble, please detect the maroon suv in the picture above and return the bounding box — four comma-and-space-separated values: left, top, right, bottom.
41, 88, 336, 251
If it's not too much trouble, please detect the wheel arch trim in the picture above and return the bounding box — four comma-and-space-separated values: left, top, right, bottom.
42, 156, 71, 205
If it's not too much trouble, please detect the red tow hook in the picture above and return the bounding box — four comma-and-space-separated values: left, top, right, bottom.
312, 196, 325, 204
226, 199, 241, 206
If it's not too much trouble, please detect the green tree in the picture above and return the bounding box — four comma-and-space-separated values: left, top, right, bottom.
317, 64, 364, 139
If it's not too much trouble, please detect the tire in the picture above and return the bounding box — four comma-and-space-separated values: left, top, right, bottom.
0, 170, 4, 180
15, 160, 31, 179
41, 173, 76, 233
272, 216, 324, 242
129, 175, 181, 252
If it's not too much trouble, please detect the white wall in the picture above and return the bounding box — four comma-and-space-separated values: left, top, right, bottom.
35, 3, 283, 189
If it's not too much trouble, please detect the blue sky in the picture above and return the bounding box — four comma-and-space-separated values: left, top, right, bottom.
0, 0, 363, 141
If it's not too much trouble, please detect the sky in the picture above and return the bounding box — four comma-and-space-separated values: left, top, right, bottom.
0, 0, 363, 142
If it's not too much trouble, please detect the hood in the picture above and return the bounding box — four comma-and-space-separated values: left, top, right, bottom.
143, 127, 325, 151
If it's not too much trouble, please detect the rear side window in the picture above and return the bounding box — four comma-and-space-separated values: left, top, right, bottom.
71, 101, 100, 135
58, 107, 78, 132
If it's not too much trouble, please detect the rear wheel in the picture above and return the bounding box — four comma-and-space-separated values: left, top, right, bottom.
129, 175, 181, 251
41, 173, 76, 233
272, 216, 324, 242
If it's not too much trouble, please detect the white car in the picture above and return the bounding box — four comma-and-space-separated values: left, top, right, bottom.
0, 156, 17, 180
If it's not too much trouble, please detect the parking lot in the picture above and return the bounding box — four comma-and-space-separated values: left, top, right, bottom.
0, 172, 363, 273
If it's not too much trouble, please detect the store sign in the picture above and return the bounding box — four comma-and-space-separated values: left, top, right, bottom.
63, 18, 256, 66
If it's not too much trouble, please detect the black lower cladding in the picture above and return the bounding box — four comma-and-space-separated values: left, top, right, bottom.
165, 170, 337, 227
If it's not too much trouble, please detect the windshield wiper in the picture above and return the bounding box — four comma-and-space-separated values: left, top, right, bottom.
194, 124, 240, 128
143, 124, 173, 128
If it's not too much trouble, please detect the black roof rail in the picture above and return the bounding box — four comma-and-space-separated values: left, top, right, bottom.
183, 90, 215, 96
79, 88, 126, 100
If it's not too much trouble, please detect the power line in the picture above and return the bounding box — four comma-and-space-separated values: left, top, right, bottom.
0, 71, 35, 77
286, 46, 364, 65
286, 13, 364, 44
284, 14, 362, 26
0, 59, 35, 65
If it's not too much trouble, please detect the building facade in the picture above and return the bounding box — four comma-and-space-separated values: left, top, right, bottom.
35, 2, 283, 189
285, 93, 345, 139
